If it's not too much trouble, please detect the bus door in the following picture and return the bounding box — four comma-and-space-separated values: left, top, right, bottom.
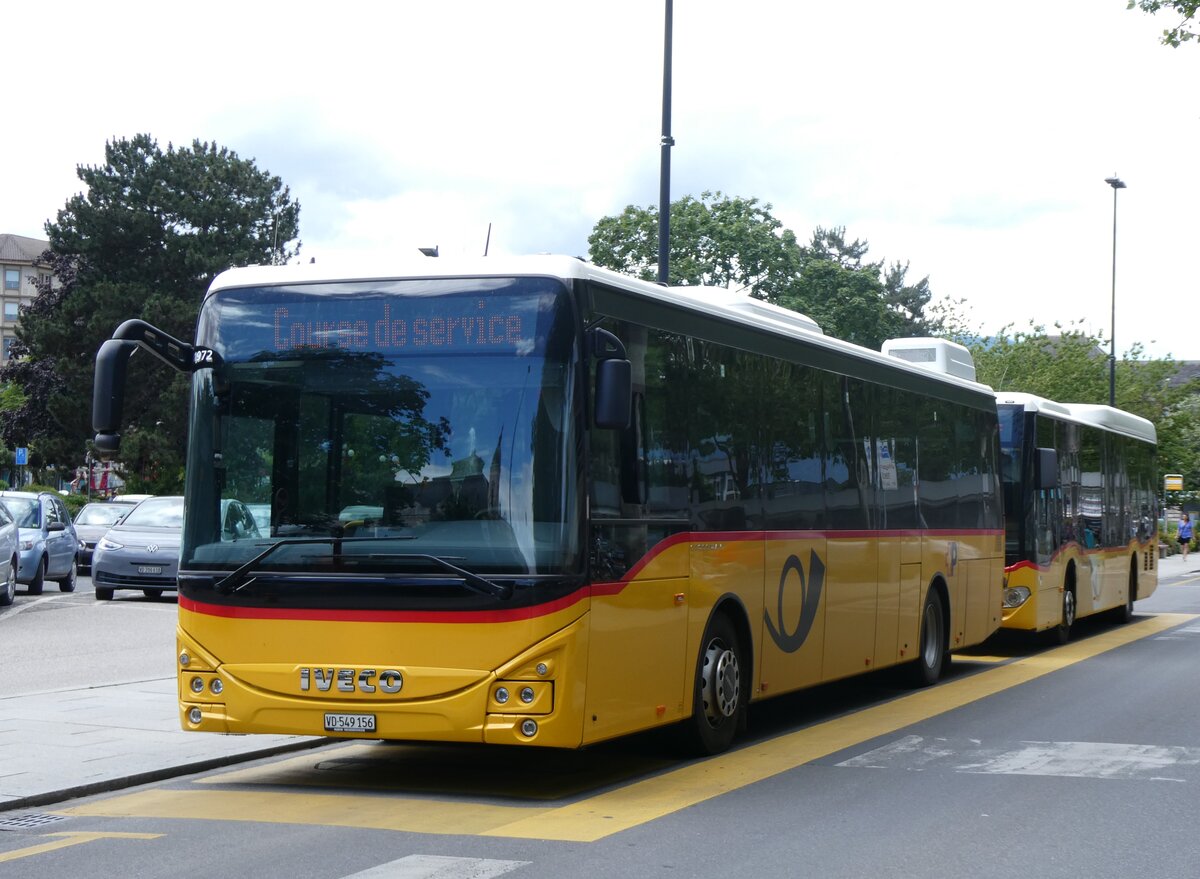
876, 430, 922, 668
821, 378, 878, 681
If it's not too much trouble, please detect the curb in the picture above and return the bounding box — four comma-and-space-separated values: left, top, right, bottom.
0, 737, 331, 813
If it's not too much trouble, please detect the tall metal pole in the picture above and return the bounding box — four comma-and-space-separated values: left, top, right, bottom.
658, 0, 674, 285
1105, 176, 1126, 407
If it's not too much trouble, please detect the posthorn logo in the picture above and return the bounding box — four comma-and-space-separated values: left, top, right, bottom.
764, 551, 826, 653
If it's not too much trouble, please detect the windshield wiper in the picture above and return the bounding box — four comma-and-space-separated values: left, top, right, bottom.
212, 536, 513, 600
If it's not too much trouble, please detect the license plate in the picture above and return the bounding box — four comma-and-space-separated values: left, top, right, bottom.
324, 712, 376, 733
137, 565, 163, 575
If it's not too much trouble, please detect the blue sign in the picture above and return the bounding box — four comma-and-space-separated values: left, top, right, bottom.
14, 447, 27, 466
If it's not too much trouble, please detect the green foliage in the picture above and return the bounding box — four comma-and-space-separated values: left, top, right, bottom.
0, 134, 301, 480
1157, 395, 1200, 495
588, 193, 958, 350
1128, 0, 1199, 47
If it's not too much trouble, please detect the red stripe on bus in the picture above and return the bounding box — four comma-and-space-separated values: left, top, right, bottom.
1003, 539, 1151, 574
181, 527, 1005, 622
178, 590, 590, 624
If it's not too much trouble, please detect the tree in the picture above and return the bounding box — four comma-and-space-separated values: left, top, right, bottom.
587, 191, 803, 301
964, 321, 1183, 421
1129, 0, 1199, 47
588, 194, 958, 350
0, 135, 301, 486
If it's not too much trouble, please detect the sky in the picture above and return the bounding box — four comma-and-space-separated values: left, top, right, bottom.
4, 1, 1198, 358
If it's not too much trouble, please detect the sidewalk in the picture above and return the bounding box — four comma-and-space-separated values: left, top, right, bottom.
0, 676, 323, 811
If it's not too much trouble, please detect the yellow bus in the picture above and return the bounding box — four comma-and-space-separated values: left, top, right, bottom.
93, 256, 1004, 754
996, 392, 1158, 642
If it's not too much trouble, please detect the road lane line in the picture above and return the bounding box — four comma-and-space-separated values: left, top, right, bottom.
839, 735, 1200, 781
342, 855, 530, 878
0, 831, 160, 864
59, 613, 1195, 842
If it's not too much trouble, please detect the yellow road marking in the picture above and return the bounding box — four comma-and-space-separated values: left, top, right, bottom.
64, 789, 540, 835
60, 613, 1195, 842
0, 832, 160, 864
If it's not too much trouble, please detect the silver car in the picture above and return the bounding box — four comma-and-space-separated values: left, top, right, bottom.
0, 490, 79, 594
0, 500, 21, 606
92, 496, 183, 601
73, 501, 137, 574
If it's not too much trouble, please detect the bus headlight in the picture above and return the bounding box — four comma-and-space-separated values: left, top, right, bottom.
1003, 586, 1031, 608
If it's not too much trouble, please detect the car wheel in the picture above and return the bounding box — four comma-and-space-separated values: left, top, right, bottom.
94, 585, 114, 601
0, 559, 15, 606
57, 561, 77, 592
28, 558, 46, 595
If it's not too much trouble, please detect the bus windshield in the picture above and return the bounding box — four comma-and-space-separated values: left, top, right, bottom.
181, 276, 581, 579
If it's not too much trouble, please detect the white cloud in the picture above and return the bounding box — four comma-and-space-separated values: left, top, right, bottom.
5, 0, 1198, 358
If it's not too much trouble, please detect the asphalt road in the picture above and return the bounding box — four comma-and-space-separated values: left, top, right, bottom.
2, 564, 1199, 878
0, 573, 177, 697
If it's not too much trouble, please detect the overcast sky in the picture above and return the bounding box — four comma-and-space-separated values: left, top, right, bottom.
5, 1, 1197, 359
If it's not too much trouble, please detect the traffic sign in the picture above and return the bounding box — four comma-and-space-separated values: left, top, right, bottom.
1165, 473, 1184, 491
14, 447, 27, 466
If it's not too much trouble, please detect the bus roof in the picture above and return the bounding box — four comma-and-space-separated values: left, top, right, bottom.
995, 391, 1156, 444
207, 255, 994, 397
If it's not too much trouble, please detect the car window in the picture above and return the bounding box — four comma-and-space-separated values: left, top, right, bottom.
45, 499, 62, 525
122, 497, 185, 528
0, 503, 11, 526
75, 504, 127, 526
4, 498, 39, 528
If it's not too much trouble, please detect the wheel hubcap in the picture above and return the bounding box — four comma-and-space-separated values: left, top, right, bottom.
701, 638, 740, 724
1064, 590, 1076, 628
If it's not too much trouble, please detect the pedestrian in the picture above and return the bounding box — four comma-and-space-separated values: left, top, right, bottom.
1179, 513, 1194, 561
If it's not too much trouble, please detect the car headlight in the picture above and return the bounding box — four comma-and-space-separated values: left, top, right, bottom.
19, 538, 34, 551
97, 537, 125, 552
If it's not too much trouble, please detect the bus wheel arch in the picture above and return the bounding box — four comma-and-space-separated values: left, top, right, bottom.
683, 599, 752, 755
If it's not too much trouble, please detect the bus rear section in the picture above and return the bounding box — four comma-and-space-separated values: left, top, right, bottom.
997, 394, 1157, 642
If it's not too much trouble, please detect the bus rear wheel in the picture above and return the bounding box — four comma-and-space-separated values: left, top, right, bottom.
683, 613, 746, 755
907, 587, 947, 687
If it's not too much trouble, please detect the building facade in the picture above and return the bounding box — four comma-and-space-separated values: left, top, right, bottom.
0, 233, 53, 364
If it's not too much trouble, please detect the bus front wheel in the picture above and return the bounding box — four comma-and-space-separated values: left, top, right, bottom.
683, 613, 746, 755
1051, 587, 1076, 645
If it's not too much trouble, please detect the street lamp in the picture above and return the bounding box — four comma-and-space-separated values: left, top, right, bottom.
1104, 175, 1126, 408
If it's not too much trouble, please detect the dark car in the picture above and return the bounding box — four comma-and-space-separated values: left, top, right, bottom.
92, 496, 183, 600
73, 501, 137, 575
0, 490, 79, 594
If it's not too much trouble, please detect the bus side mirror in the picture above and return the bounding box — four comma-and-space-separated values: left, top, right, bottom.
1035, 447, 1058, 491
92, 319, 213, 460
590, 328, 631, 430
93, 338, 140, 460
